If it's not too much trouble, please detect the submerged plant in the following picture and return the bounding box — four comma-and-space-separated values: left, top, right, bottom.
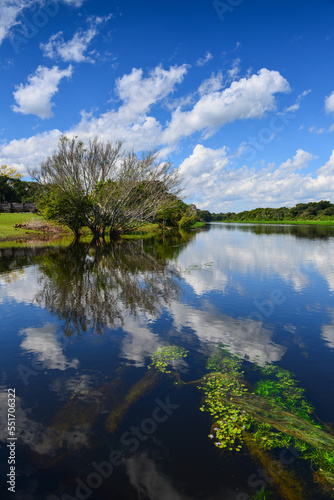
197, 348, 334, 495
148, 346, 188, 373
255, 365, 316, 422
250, 488, 273, 500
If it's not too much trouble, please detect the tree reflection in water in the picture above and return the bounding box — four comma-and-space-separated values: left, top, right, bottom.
34, 239, 182, 336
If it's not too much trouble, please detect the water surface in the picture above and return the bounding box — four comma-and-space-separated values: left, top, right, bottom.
1, 223, 334, 499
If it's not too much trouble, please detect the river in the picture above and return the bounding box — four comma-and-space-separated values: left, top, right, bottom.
0, 223, 334, 499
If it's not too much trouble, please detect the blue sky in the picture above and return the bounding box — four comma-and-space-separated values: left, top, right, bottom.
1, 0, 334, 212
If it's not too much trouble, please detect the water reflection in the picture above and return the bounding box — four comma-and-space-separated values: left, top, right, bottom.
22, 240, 181, 335
179, 223, 334, 293
19, 324, 79, 370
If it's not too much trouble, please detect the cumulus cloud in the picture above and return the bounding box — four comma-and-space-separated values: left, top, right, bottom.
325, 91, 334, 114
163, 68, 290, 143
72, 64, 189, 148
178, 144, 334, 212
12, 65, 73, 118
1, 65, 291, 174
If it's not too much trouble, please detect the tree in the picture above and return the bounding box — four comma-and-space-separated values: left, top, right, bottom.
0, 175, 38, 203
33, 136, 182, 240
0, 165, 22, 179
178, 204, 198, 229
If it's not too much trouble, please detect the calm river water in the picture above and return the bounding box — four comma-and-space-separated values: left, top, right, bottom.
0, 223, 334, 500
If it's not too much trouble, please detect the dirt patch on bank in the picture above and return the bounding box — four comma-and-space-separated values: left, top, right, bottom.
0, 221, 69, 242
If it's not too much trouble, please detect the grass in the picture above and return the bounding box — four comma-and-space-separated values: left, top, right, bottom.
213, 219, 334, 226
190, 221, 206, 228
0, 213, 42, 239
122, 223, 160, 239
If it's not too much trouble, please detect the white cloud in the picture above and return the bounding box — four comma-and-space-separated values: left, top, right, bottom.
40, 16, 111, 63
0, 0, 34, 45
309, 126, 325, 134
12, 65, 73, 119
321, 310, 334, 349
178, 144, 334, 212
0, 129, 61, 175
72, 64, 189, 149
198, 72, 223, 95
41, 29, 96, 63
163, 68, 290, 143
196, 51, 213, 66
115, 64, 188, 117
284, 89, 311, 113
325, 91, 334, 114
1, 65, 291, 174
19, 323, 79, 371
227, 58, 241, 80
62, 0, 85, 6
0, 0, 84, 46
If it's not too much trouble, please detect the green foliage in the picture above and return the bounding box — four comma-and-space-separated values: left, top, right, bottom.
199, 373, 250, 451
252, 422, 294, 450
156, 197, 188, 228
250, 488, 273, 500
0, 175, 38, 203
148, 346, 188, 373
211, 200, 334, 222
206, 346, 243, 375
37, 185, 90, 237
255, 365, 316, 421
178, 205, 198, 229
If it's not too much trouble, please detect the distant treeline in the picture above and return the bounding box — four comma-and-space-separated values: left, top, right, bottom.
0, 175, 38, 203
201, 200, 334, 222
2, 173, 333, 226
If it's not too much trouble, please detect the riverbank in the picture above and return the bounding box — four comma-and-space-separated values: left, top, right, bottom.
0, 214, 208, 250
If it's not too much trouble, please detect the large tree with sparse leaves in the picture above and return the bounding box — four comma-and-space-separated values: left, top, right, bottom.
32, 136, 182, 239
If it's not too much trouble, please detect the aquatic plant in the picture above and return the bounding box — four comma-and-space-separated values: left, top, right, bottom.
200, 373, 250, 451
250, 488, 273, 500
148, 346, 188, 373
197, 348, 334, 496
255, 365, 316, 422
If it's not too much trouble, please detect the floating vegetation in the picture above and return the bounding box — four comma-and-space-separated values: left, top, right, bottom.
148, 346, 188, 373
196, 346, 334, 497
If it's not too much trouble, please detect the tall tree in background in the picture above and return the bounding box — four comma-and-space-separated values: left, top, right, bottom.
33, 136, 182, 239
0, 165, 22, 179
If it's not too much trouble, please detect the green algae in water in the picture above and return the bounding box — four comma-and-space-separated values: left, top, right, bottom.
197, 347, 334, 496
148, 345, 188, 373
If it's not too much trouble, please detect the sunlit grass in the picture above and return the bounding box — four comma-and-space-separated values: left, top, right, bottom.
0, 213, 42, 238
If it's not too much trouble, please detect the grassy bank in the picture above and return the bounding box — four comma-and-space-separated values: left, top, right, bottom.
213, 219, 334, 226
0, 213, 71, 243
0, 213, 42, 239
190, 221, 206, 228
